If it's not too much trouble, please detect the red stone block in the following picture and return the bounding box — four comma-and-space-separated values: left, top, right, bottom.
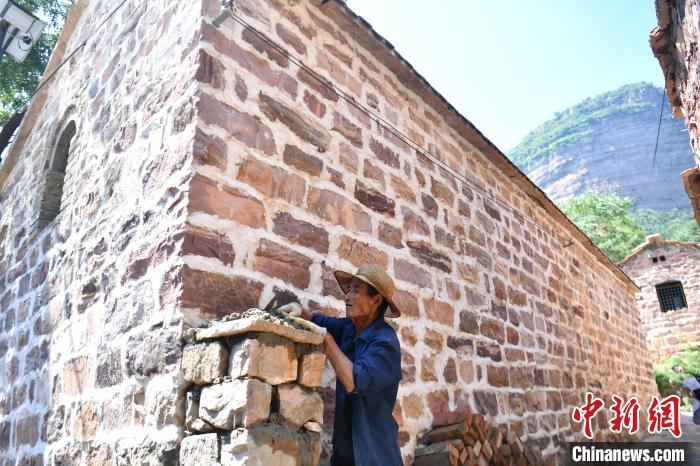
307, 187, 372, 233
237, 156, 305, 206
272, 211, 329, 254
337, 235, 388, 268
393, 289, 419, 318
394, 258, 431, 288
423, 298, 454, 326
276, 23, 307, 55
189, 174, 266, 228
181, 265, 263, 315
332, 112, 363, 147
193, 128, 227, 171
183, 224, 235, 265
198, 93, 276, 156
283, 144, 324, 177
253, 239, 313, 289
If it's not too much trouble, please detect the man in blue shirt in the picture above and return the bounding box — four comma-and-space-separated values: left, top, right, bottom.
281, 264, 403, 466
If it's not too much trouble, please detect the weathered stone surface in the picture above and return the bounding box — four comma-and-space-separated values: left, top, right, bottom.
272, 212, 329, 254
220, 424, 321, 466
196, 315, 325, 345
278, 384, 324, 429
355, 180, 395, 216
193, 128, 227, 170
182, 341, 228, 384
254, 239, 312, 289
180, 434, 220, 466
276, 23, 307, 55
337, 235, 388, 269
423, 298, 454, 326
189, 174, 266, 228
95, 348, 122, 388
237, 156, 305, 207
407, 240, 451, 273
125, 328, 180, 377
181, 266, 264, 316
199, 93, 275, 155
427, 422, 469, 444
199, 378, 271, 429
394, 258, 432, 289
202, 23, 297, 96
332, 112, 362, 147
283, 144, 323, 176
370, 138, 400, 168
229, 334, 298, 385
63, 356, 89, 396
197, 49, 225, 90
259, 93, 330, 151
307, 187, 371, 233
298, 351, 326, 388
183, 225, 235, 265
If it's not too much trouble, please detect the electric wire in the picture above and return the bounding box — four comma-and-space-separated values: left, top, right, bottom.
31, 0, 129, 97
650, 90, 666, 173
228, 12, 568, 243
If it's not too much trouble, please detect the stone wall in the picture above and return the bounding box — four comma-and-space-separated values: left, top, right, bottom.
180, 313, 326, 465
0, 0, 661, 465
183, 1, 659, 464
650, 0, 700, 223
0, 0, 200, 463
620, 236, 700, 360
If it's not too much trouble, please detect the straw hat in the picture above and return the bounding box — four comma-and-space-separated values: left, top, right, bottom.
334, 264, 401, 318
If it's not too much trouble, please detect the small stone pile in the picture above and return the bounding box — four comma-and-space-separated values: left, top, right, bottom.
414, 411, 543, 466
179, 312, 327, 465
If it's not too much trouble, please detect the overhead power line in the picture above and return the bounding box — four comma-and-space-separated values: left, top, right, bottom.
32, 0, 129, 97
650, 90, 666, 173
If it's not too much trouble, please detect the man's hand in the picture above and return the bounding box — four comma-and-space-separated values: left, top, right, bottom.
277, 302, 313, 320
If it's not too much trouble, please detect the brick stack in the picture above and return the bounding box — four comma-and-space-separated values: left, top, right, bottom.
414, 411, 542, 466
179, 314, 327, 466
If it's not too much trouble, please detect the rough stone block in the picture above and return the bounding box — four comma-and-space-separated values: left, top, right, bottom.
182, 341, 229, 384
220, 424, 321, 466
427, 422, 470, 444
181, 434, 220, 466
229, 334, 298, 385
298, 351, 326, 388
199, 379, 271, 429
278, 384, 324, 430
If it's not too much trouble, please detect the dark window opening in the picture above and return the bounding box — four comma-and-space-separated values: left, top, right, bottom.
656, 281, 687, 312
660, 255, 666, 262
36, 120, 76, 231
652, 257, 658, 263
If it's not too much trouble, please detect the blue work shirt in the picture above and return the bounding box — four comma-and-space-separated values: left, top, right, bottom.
311, 312, 403, 466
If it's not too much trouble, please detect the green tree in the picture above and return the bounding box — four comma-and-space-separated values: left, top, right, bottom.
632, 208, 700, 242
560, 192, 646, 262
0, 0, 70, 124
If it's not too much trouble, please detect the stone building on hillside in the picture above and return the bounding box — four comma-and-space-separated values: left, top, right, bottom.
620, 234, 700, 360
650, 0, 700, 223
0, 0, 659, 465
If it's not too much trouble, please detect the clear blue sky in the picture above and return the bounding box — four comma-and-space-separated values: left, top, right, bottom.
346, 0, 664, 151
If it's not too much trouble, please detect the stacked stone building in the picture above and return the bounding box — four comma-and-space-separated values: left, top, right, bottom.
650, 0, 700, 223
620, 234, 700, 360
0, 0, 660, 465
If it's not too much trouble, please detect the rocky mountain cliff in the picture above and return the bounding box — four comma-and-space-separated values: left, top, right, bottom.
509, 83, 695, 211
